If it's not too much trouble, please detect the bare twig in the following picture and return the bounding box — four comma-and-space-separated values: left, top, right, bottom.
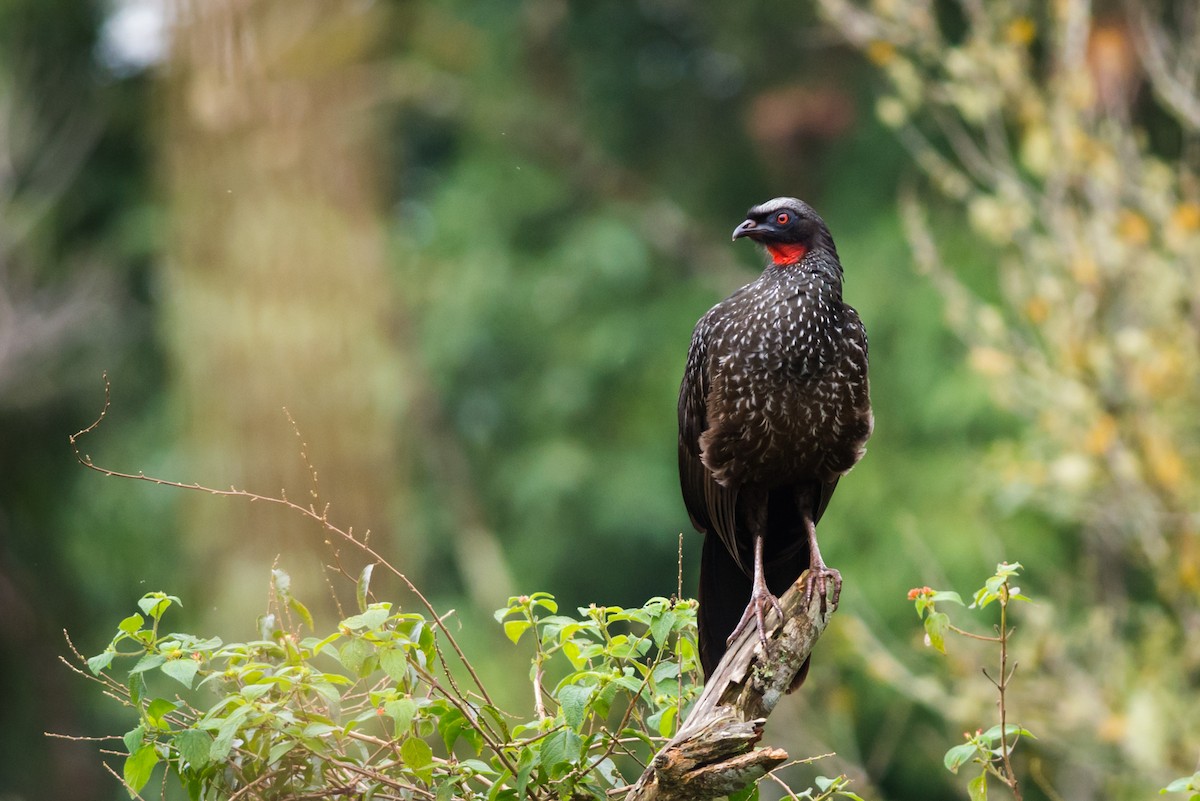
68, 374, 523, 780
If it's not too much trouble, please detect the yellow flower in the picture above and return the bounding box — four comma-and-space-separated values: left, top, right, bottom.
1117, 210, 1151, 246
1084, 414, 1117, 455
1171, 202, 1200, 231
867, 40, 896, 66
1141, 431, 1185, 491
1006, 17, 1036, 46
1025, 295, 1049, 323
1070, 256, 1098, 286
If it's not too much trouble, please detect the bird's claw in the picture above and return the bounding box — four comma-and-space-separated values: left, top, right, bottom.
803, 565, 842, 614
727, 588, 785, 651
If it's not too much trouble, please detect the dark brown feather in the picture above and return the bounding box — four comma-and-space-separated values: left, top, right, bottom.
678, 197, 872, 679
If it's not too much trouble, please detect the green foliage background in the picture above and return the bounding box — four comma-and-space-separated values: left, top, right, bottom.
1, 1, 1195, 800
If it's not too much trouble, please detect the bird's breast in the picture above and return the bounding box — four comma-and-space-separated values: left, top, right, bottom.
700, 287, 869, 487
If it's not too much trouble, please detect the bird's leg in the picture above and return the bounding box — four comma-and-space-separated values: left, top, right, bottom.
726, 529, 785, 650
802, 510, 842, 613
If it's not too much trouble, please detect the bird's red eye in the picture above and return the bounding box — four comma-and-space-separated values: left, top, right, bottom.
776, 213, 790, 225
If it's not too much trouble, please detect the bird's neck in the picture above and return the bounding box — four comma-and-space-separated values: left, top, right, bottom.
762, 250, 844, 299
766, 242, 809, 266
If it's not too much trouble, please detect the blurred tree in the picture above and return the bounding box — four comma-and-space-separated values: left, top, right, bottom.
159, 0, 409, 614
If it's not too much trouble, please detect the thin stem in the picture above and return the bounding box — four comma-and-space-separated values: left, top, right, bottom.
69, 374, 497, 708
946, 622, 1001, 642
996, 584, 1022, 800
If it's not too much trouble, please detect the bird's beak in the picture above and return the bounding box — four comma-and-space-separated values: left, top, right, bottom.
731, 219, 760, 241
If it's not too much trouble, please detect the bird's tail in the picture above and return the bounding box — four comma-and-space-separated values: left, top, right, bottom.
697, 489, 813, 684
697, 529, 755, 677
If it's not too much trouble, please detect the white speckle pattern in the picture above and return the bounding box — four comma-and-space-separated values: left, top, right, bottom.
678, 197, 873, 677
678, 200, 873, 526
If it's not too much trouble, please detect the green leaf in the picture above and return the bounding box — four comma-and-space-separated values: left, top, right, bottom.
980, 723, 1036, 742
161, 658, 200, 689
538, 728, 581, 773
968, 771, 988, 801
130, 653, 167, 675
493, 600, 518, 623
302, 722, 338, 738
943, 743, 977, 774
174, 729, 212, 770
649, 610, 675, 645
562, 638, 586, 669
931, 591, 964, 605
513, 748, 537, 796
342, 604, 390, 631
655, 704, 677, 737
503, 619, 531, 644
123, 725, 145, 754
385, 698, 416, 733
971, 587, 994, 609
145, 698, 178, 729
595, 757, 621, 787
651, 661, 681, 684
289, 596, 314, 631
138, 594, 180, 620
487, 769, 513, 801
124, 743, 159, 794
119, 613, 145, 635
557, 683, 591, 731
129, 672, 146, 705
924, 611, 950, 654
380, 647, 409, 683
240, 683, 272, 701
357, 563, 375, 613
401, 737, 434, 784
267, 740, 297, 766
606, 634, 651, 659
729, 783, 758, 801
675, 635, 698, 669
530, 593, 558, 613
210, 705, 252, 762
460, 759, 498, 777
87, 651, 115, 675
339, 638, 375, 676
1162, 773, 1200, 794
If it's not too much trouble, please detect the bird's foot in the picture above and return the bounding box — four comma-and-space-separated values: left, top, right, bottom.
726, 587, 786, 650
803, 564, 842, 614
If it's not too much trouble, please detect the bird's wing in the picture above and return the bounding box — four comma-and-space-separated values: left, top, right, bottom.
678, 322, 714, 534
813, 478, 839, 524
812, 305, 871, 522
678, 317, 744, 571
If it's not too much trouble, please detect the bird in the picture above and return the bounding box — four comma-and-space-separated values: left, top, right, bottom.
677, 197, 873, 680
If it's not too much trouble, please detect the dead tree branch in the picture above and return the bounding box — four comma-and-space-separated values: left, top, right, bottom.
624, 572, 838, 801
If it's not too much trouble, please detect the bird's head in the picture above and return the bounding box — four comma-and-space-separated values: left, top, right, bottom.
731, 197, 836, 267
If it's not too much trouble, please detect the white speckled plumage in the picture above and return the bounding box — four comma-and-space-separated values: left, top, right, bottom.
678, 198, 873, 679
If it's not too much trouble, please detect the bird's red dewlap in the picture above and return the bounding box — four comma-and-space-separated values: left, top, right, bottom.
767, 243, 809, 265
